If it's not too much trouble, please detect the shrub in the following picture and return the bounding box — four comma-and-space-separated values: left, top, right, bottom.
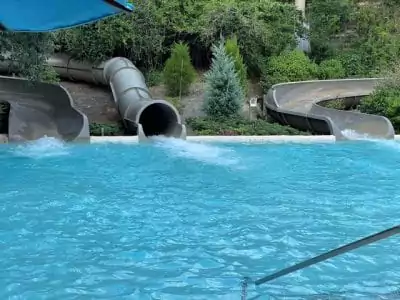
225, 36, 248, 94
186, 116, 308, 135
144, 69, 163, 87
261, 50, 318, 91
318, 59, 345, 79
163, 42, 196, 97
204, 42, 244, 118
358, 67, 400, 132
359, 87, 400, 132
337, 52, 367, 77
89, 122, 125, 136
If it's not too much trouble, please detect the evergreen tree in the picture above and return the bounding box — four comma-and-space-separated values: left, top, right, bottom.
204, 42, 244, 118
163, 42, 196, 97
225, 36, 248, 95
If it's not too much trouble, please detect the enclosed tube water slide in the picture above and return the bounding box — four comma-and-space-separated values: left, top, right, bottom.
264, 79, 395, 140
0, 75, 89, 142
48, 54, 186, 141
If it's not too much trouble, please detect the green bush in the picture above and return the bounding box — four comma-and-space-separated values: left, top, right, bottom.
204, 42, 244, 118
261, 50, 318, 91
337, 52, 368, 77
89, 122, 125, 136
187, 117, 308, 135
163, 42, 196, 97
359, 87, 400, 132
144, 69, 163, 87
318, 59, 345, 79
225, 36, 247, 94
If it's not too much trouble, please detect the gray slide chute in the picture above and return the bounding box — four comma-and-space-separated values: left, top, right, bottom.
48, 54, 186, 141
264, 78, 395, 140
0, 75, 89, 142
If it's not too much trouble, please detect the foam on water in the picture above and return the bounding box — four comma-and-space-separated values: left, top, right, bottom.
150, 136, 240, 166
341, 129, 400, 153
12, 136, 69, 158
341, 129, 372, 140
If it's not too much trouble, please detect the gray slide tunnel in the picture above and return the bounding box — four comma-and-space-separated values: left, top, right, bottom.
48, 54, 186, 141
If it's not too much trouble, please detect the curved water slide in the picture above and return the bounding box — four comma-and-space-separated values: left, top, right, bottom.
264, 79, 395, 140
0, 75, 89, 142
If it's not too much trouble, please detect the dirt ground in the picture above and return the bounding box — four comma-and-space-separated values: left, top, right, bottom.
61, 79, 263, 124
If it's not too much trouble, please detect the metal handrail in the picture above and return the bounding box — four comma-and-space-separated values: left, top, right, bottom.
242, 225, 400, 300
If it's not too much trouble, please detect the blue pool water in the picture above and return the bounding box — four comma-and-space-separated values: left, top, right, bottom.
0, 137, 399, 299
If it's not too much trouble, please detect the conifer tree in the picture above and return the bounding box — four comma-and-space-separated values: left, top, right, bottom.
204, 42, 244, 118
163, 42, 196, 97
225, 36, 248, 94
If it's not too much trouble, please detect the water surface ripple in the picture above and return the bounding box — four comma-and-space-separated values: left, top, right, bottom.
0, 138, 399, 299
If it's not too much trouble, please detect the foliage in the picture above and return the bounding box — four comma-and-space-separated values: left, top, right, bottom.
319, 99, 347, 110
308, 0, 353, 62
198, 0, 300, 76
336, 51, 366, 77
144, 69, 163, 87
89, 122, 125, 136
186, 116, 308, 135
0, 32, 58, 83
359, 88, 400, 132
359, 67, 400, 132
262, 50, 318, 90
55, 0, 165, 68
203, 42, 244, 118
163, 42, 196, 97
318, 59, 345, 79
51, 0, 300, 76
165, 96, 184, 114
224, 36, 247, 94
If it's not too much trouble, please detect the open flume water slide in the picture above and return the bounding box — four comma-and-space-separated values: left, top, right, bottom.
264, 79, 395, 140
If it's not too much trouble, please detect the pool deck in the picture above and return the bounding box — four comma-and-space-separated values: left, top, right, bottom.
2, 134, 400, 144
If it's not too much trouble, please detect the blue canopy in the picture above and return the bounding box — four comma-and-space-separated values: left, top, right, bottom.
0, 0, 133, 32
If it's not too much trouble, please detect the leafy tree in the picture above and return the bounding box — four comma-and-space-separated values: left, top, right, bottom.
163, 42, 196, 97
225, 36, 247, 95
204, 42, 244, 118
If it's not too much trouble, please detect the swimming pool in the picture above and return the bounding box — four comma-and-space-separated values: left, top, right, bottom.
0, 137, 399, 299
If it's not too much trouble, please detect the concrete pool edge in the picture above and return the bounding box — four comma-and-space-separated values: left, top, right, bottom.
89, 135, 337, 143
3, 134, 400, 144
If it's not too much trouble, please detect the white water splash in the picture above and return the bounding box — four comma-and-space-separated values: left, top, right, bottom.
12, 136, 69, 158
341, 129, 400, 152
150, 136, 240, 166
341, 129, 372, 141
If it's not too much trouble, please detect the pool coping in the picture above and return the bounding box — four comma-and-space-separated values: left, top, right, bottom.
3, 134, 400, 144
90, 135, 336, 143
